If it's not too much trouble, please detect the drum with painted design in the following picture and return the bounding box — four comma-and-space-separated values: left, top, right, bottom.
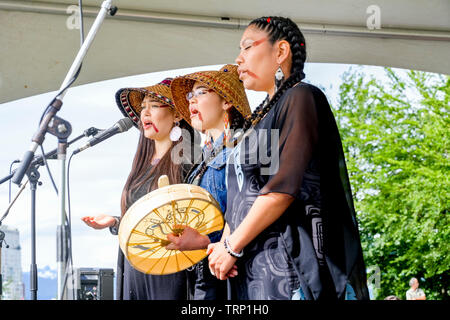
118, 175, 223, 275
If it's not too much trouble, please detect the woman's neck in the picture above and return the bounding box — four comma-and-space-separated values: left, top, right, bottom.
203, 111, 226, 143
206, 127, 225, 143
268, 87, 275, 99
153, 137, 172, 161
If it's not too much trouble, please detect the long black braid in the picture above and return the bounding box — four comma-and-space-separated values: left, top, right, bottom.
243, 16, 307, 130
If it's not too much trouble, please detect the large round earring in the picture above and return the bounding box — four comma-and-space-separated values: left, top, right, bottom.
170, 121, 182, 141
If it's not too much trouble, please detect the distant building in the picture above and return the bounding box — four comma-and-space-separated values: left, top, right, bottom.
0, 225, 24, 300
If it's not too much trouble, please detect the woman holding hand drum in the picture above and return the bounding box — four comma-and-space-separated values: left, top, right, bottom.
82, 78, 196, 300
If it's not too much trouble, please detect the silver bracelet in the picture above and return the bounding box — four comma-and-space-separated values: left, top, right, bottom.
224, 236, 244, 258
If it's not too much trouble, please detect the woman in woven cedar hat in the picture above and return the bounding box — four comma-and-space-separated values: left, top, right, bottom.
164, 64, 251, 300
81, 78, 198, 300
207, 17, 370, 300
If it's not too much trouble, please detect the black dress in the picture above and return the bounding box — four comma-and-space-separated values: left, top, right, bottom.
225, 83, 370, 300
114, 167, 189, 300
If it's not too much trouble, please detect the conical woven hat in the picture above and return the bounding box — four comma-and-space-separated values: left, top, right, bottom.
115, 78, 175, 127
170, 64, 251, 124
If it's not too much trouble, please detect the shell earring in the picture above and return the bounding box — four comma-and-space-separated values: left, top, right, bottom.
170, 121, 182, 141
274, 66, 285, 92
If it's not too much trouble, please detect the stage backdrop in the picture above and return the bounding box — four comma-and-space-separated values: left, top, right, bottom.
0, 0, 449, 103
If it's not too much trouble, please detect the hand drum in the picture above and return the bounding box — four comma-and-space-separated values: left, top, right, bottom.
118, 175, 224, 275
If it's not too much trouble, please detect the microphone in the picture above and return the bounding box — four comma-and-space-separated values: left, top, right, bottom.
73, 118, 133, 154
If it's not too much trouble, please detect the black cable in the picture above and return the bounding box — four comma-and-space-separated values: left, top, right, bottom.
79, 0, 85, 46
37, 68, 83, 198
37, 0, 85, 202
39, 145, 58, 195
5, 0, 85, 298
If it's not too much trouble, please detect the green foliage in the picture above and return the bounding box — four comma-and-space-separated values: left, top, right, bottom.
333, 66, 449, 300
1, 279, 13, 300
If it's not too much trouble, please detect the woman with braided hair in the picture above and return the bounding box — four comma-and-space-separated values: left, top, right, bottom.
165, 64, 251, 300
207, 17, 370, 300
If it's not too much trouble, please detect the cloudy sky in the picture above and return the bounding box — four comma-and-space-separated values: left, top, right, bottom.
0, 62, 393, 280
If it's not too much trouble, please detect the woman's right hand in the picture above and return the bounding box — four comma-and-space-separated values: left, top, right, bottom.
81, 214, 116, 230
166, 226, 211, 251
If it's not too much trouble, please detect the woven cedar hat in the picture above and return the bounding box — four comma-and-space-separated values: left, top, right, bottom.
170, 64, 251, 124
115, 78, 175, 128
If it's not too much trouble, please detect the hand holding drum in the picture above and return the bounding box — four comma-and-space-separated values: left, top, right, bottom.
118, 175, 224, 275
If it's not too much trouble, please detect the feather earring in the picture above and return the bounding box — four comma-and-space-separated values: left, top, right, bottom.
223, 110, 231, 145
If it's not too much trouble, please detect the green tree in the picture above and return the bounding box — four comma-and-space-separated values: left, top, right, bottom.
333, 67, 449, 300
1, 278, 13, 300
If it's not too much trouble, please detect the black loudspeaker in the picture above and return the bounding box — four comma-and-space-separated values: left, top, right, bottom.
74, 268, 114, 300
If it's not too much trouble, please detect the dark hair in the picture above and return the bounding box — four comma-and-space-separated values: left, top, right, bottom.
243, 16, 307, 130
229, 106, 245, 130
120, 119, 194, 216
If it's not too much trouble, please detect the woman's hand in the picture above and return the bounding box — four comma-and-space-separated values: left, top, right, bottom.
81, 214, 116, 230
207, 241, 237, 280
165, 226, 210, 251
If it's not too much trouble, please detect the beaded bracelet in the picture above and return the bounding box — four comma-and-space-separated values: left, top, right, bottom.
224, 236, 244, 258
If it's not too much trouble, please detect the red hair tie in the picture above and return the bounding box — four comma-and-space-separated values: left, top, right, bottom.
266, 17, 271, 23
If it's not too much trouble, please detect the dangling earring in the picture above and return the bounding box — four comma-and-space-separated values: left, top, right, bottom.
170, 121, 182, 141
223, 110, 231, 145
274, 65, 285, 92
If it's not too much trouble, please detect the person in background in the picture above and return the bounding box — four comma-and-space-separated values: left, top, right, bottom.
406, 277, 426, 300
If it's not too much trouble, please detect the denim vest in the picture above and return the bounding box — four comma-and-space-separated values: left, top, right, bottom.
188, 133, 230, 243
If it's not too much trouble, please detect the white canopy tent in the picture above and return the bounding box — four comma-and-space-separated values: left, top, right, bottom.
1, 0, 449, 103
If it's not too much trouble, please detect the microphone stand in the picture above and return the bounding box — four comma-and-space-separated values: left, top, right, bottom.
0, 229, 8, 300
46, 117, 72, 301
7, 0, 117, 300
11, 0, 116, 186
0, 126, 100, 300
0, 127, 100, 187
27, 163, 41, 300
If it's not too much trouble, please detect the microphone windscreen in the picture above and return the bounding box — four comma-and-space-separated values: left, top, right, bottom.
117, 118, 134, 132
